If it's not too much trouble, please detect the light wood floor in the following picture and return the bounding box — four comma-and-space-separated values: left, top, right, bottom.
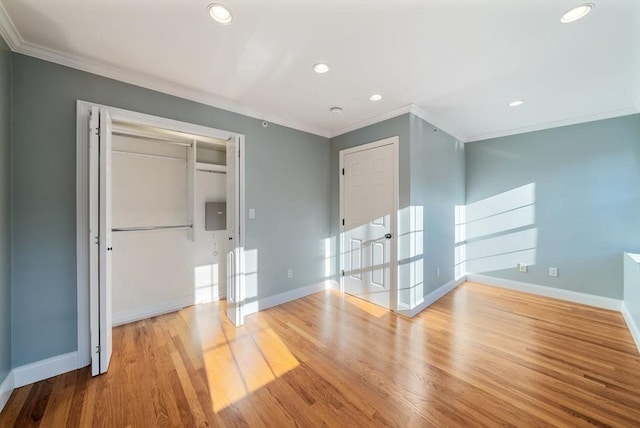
1, 282, 639, 427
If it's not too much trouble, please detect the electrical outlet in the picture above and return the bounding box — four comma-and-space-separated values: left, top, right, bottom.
518, 263, 528, 273
248, 208, 256, 219
549, 267, 558, 277
287, 268, 293, 279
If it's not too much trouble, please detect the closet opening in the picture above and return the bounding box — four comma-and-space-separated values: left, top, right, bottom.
76, 102, 246, 376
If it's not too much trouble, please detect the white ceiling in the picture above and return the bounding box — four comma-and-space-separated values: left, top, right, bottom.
0, 0, 638, 141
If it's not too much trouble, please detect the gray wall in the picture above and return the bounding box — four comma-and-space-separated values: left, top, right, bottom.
409, 115, 465, 297
0, 37, 11, 384
465, 114, 640, 299
329, 114, 411, 285
330, 114, 411, 237
329, 113, 465, 308
11, 54, 330, 366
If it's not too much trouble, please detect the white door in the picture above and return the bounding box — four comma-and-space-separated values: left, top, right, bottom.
90, 107, 113, 375
226, 136, 243, 325
341, 140, 396, 309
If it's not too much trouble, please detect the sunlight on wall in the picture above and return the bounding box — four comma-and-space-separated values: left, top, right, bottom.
244, 248, 259, 303
465, 228, 538, 272
194, 264, 220, 304
324, 237, 335, 281
456, 183, 537, 276
398, 205, 424, 309
454, 205, 466, 280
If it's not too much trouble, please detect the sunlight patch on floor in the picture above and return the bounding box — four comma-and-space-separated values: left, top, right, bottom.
199, 314, 300, 412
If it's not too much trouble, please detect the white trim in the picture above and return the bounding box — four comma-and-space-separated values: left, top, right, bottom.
236, 135, 247, 324
466, 274, 623, 311
10, 38, 329, 138
196, 162, 227, 173
77, 101, 246, 372
328, 104, 463, 141
622, 303, 640, 354
404, 276, 467, 318
463, 106, 640, 143
243, 281, 330, 316
112, 296, 194, 327
407, 105, 461, 141
2, 8, 638, 145
330, 105, 414, 138
339, 137, 400, 311
0, 2, 20, 50
329, 104, 463, 140
326, 280, 340, 290
12, 352, 79, 389
76, 101, 92, 368
0, 371, 14, 415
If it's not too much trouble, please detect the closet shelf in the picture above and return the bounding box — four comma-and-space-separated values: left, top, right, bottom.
112, 224, 192, 232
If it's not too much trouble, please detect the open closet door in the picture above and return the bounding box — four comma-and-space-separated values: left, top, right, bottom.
90, 107, 113, 375
226, 136, 244, 326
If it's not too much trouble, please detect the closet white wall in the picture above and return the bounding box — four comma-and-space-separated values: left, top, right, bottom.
110, 134, 227, 326
194, 167, 227, 304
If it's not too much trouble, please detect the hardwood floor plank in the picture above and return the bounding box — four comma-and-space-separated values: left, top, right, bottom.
1, 282, 639, 427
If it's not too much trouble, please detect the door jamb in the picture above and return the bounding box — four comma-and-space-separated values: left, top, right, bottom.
75, 100, 246, 368
338, 136, 400, 312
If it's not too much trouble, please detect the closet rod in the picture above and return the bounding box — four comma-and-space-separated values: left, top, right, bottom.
196, 169, 226, 174
112, 131, 192, 147
112, 224, 193, 232
112, 150, 186, 162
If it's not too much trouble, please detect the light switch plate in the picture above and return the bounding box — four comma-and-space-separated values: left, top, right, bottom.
248, 208, 255, 219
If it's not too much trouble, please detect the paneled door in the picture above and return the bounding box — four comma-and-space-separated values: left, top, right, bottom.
226, 136, 244, 326
90, 106, 113, 375
341, 138, 397, 310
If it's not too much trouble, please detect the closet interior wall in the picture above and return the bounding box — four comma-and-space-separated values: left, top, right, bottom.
111, 130, 227, 326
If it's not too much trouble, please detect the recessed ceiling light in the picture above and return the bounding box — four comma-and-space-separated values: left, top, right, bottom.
330, 107, 343, 114
560, 3, 594, 23
509, 100, 525, 107
369, 94, 382, 101
313, 63, 330, 74
208, 4, 233, 25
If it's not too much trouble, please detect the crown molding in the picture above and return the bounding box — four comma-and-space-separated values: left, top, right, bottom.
328, 103, 464, 141
1, 4, 638, 144
464, 106, 640, 143
328, 104, 414, 138
407, 104, 462, 141
14, 40, 332, 138
0, 1, 21, 50
0, 4, 331, 138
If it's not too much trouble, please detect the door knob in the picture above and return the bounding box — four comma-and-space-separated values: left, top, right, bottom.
107, 247, 113, 251
384, 233, 392, 239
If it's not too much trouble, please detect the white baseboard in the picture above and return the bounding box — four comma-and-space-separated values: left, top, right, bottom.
113, 295, 194, 327
244, 281, 332, 316
0, 371, 14, 415
466, 274, 623, 311
13, 352, 79, 389
406, 276, 467, 318
622, 303, 640, 354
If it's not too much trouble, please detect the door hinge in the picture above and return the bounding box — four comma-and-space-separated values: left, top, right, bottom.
94, 236, 100, 245
95, 345, 101, 354
341, 270, 345, 277
342, 168, 344, 175
342, 219, 345, 226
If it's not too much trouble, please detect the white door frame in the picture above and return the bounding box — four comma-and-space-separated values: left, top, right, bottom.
75, 100, 246, 368
339, 136, 399, 312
